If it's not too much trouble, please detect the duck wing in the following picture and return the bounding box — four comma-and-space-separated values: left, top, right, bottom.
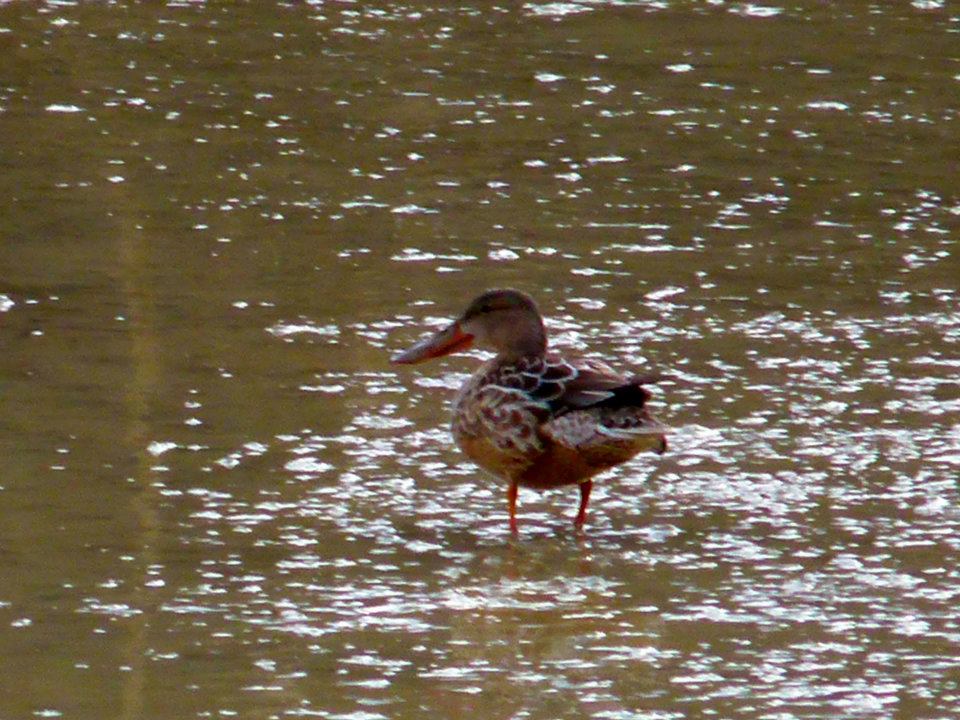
524, 353, 661, 415
530, 354, 667, 455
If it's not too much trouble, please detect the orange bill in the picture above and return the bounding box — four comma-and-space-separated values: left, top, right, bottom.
390, 322, 474, 364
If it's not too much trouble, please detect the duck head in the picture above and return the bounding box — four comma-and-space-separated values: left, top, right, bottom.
391, 288, 547, 364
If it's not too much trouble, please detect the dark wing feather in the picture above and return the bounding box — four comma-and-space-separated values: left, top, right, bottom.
526, 353, 662, 416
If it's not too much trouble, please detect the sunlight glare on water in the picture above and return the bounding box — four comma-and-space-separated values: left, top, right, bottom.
0, 1, 958, 719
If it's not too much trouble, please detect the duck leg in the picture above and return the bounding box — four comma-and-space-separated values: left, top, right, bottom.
574, 480, 593, 528
507, 480, 519, 533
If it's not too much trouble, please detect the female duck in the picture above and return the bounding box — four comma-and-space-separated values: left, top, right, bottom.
391, 289, 666, 531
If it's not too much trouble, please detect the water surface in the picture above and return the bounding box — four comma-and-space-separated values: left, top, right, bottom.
1, 2, 959, 718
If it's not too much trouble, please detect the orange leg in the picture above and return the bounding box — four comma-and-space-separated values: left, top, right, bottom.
507, 480, 519, 534
574, 480, 593, 528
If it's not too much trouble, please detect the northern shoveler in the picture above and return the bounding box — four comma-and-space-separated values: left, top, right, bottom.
391, 288, 666, 532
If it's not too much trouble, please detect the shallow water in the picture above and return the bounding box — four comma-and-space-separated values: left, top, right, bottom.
1, 1, 959, 718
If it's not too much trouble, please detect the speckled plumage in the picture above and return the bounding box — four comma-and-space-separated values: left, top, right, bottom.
451, 351, 666, 490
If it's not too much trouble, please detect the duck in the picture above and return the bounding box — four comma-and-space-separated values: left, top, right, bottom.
391, 288, 666, 532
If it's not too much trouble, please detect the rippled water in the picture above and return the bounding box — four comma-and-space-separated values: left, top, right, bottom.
1, 1, 959, 718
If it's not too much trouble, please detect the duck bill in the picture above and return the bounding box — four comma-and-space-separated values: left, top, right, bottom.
391, 321, 474, 365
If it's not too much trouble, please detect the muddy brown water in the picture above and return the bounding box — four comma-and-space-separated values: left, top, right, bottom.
1, 2, 959, 718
